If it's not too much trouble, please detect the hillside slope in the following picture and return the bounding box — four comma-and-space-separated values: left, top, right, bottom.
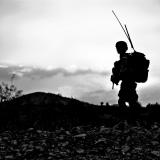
0, 92, 160, 130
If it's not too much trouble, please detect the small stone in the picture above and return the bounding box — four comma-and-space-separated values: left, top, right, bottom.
37, 130, 42, 134
152, 124, 159, 129
12, 140, 18, 145
60, 151, 67, 155
17, 153, 22, 157
151, 151, 160, 157
35, 146, 44, 151
134, 147, 142, 151
95, 138, 106, 144
126, 153, 131, 156
126, 136, 131, 142
99, 126, 110, 133
5, 155, 14, 159
27, 128, 34, 131
51, 144, 55, 148
49, 152, 54, 156
65, 131, 71, 135
48, 156, 53, 160
74, 133, 87, 138
61, 141, 69, 147
76, 126, 81, 132
59, 135, 64, 140
3, 136, 9, 141
76, 149, 85, 154
121, 145, 130, 153
151, 141, 159, 146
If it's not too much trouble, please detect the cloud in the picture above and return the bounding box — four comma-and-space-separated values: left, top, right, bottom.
0, 65, 23, 81
0, 0, 55, 18
0, 64, 110, 103
0, 0, 21, 17
21, 67, 108, 79
0, 64, 109, 80
0, 64, 159, 106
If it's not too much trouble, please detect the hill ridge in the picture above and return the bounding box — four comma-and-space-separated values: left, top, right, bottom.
0, 91, 160, 130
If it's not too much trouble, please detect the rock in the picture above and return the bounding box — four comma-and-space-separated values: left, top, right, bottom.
35, 146, 44, 151
48, 156, 53, 160
121, 145, 130, 153
3, 136, 9, 141
59, 135, 64, 140
76, 149, 85, 154
61, 141, 69, 147
12, 140, 18, 145
99, 126, 110, 134
95, 138, 106, 144
74, 133, 87, 138
152, 123, 159, 129
134, 147, 143, 151
75, 126, 82, 133
151, 141, 159, 146
151, 151, 160, 157
126, 136, 131, 142
65, 131, 71, 135
37, 130, 42, 134
27, 128, 34, 132
5, 155, 14, 159
1, 119, 160, 159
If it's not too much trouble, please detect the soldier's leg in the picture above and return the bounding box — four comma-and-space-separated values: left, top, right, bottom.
118, 81, 127, 108
118, 99, 127, 108
128, 82, 139, 107
129, 91, 138, 105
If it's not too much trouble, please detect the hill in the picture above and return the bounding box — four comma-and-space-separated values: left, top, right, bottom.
0, 92, 105, 130
0, 92, 160, 130
1, 92, 160, 159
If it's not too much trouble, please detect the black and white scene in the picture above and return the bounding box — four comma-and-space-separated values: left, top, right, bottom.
0, 0, 160, 159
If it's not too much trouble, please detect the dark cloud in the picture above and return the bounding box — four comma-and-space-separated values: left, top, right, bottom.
0, 0, 21, 17
1, 64, 159, 106
0, 0, 57, 19
0, 65, 109, 80
21, 68, 108, 79
0, 65, 23, 81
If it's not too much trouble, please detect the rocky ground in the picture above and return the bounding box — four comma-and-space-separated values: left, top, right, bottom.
1, 120, 160, 160
1, 93, 160, 159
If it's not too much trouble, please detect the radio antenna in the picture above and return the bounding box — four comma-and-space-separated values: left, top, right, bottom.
124, 25, 135, 51
112, 10, 135, 51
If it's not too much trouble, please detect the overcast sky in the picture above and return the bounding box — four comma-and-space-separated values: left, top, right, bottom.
0, 0, 160, 105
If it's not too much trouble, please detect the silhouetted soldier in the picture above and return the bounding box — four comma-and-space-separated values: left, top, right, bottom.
111, 41, 138, 108
111, 12, 150, 108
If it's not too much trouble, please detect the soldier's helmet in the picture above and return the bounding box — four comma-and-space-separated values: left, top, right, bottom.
116, 41, 128, 54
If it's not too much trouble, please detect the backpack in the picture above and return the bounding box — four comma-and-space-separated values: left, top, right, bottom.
111, 52, 150, 83
128, 51, 150, 83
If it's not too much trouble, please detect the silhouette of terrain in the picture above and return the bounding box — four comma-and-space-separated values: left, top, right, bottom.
1, 92, 160, 159
0, 92, 160, 130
